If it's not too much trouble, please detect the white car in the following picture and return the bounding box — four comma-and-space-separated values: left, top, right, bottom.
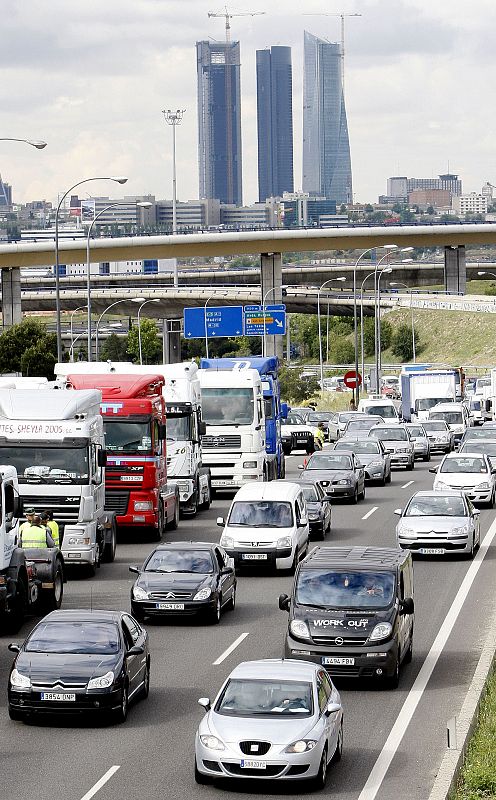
431, 452, 496, 507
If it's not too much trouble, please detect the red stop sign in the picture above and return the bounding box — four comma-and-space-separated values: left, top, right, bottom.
343, 370, 362, 389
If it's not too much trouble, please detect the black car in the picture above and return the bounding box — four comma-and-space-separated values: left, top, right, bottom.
130, 542, 236, 624
279, 479, 332, 540
8, 609, 149, 723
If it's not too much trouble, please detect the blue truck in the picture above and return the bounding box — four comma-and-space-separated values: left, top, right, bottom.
200, 356, 286, 480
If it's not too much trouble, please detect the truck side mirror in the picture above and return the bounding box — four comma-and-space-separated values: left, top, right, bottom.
14, 495, 23, 518
199, 420, 207, 436
159, 423, 167, 440
97, 449, 107, 467
281, 403, 289, 420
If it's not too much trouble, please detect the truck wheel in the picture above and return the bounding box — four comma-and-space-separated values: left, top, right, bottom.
6, 577, 27, 634
200, 480, 211, 511
151, 503, 165, 541
102, 519, 117, 563
45, 562, 64, 611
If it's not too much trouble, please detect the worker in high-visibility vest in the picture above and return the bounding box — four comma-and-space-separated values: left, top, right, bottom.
18, 507, 37, 538
19, 515, 55, 549
40, 510, 60, 547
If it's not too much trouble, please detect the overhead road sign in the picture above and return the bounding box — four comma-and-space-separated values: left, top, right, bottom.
244, 305, 286, 336
183, 305, 244, 339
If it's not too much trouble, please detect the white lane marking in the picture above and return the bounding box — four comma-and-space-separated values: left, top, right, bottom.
80, 767, 120, 800
401, 480, 414, 489
213, 632, 250, 666
357, 517, 496, 800
362, 506, 378, 521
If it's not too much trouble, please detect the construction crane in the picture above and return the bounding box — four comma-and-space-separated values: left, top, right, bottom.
208, 7, 266, 43
304, 12, 361, 90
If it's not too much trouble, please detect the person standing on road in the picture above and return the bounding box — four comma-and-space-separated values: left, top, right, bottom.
18, 507, 37, 537
41, 510, 60, 547
19, 515, 55, 549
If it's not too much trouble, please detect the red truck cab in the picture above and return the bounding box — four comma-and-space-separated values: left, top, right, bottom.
66, 374, 179, 538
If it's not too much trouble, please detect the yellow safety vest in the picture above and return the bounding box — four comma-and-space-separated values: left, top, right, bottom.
20, 525, 50, 549
47, 520, 59, 547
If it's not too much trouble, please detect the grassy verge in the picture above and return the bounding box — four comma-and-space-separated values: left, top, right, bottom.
453, 666, 496, 799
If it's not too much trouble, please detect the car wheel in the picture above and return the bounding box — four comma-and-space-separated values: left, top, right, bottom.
114, 684, 129, 724
226, 584, 236, 611
386, 469, 392, 484
352, 486, 359, 504
140, 660, 150, 700
152, 503, 164, 541
360, 483, 366, 500
311, 747, 328, 790
195, 760, 211, 785
380, 472, 387, 486
487, 490, 495, 510
131, 604, 145, 622
332, 720, 343, 762
316, 523, 326, 541
406, 459, 414, 471
208, 597, 221, 625
385, 658, 400, 689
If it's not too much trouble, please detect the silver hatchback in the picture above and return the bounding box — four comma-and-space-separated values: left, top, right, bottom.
395, 490, 480, 558
195, 659, 343, 788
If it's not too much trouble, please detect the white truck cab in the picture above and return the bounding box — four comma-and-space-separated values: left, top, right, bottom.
357, 396, 400, 424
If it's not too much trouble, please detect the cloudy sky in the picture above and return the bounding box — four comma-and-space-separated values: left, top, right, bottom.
2, 0, 495, 207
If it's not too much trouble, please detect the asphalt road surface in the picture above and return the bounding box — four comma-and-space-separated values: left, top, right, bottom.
1, 449, 495, 800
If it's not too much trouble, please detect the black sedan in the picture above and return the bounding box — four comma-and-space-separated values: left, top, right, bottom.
296, 480, 332, 539
298, 451, 366, 503
8, 609, 149, 724
130, 542, 236, 624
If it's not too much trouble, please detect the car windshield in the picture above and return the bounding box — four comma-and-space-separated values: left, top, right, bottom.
430, 411, 463, 425
470, 400, 481, 411
216, 679, 313, 717
25, 621, 120, 654
104, 421, 152, 454
422, 422, 448, 432
286, 414, 305, 425
301, 485, 320, 502
201, 388, 254, 426
417, 397, 450, 412
463, 429, 495, 440
460, 442, 496, 457
0, 445, 89, 484
440, 456, 487, 474
228, 501, 293, 527
296, 569, 395, 609
338, 412, 363, 424
405, 495, 466, 517
370, 428, 408, 441
305, 454, 352, 470
308, 413, 331, 423
335, 441, 381, 455
407, 426, 425, 438
345, 419, 380, 432
145, 549, 214, 573
363, 405, 397, 418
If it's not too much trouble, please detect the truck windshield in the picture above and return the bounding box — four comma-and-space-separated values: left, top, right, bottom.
0, 445, 89, 484
296, 569, 395, 609
166, 415, 192, 442
201, 388, 254, 425
416, 398, 449, 412
104, 421, 152, 454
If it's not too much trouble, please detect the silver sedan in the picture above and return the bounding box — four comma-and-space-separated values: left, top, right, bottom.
395, 490, 480, 558
195, 659, 343, 788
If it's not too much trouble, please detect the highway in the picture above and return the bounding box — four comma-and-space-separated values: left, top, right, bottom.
0, 449, 494, 800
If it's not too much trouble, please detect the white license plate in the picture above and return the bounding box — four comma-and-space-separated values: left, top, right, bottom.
322, 657, 355, 666
241, 760, 267, 770
215, 480, 235, 487
242, 553, 267, 560
157, 603, 185, 610
420, 548, 445, 555
41, 692, 76, 701
67, 553, 81, 559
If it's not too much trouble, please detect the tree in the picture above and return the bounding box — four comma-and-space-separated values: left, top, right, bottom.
100, 333, 129, 362
279, 367, 319, 404
126, 318, 162, 364
391, 324, 417, 361
20, 337, 57, 379
331, 338, 354, 364
0, 319, 57, 375
380, 319, 393, 351
362, 317, 376, 357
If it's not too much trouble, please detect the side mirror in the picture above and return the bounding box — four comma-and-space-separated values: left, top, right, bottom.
400, 597, 414, 616
127, 645, 145, 656
281, 402, 289, 420
199, 420, 207, 436
97, 448, 107, 467
198, 697, 211, 712
297, 464, 305, 470
394, 509, 402, 516
8, 643, 20, 653
216, 517, 225, 527
220, 565, 233, 575
14, 496, 23, 518
429, 466, 438, 473
128, 565, 140, 574
325, 701, 341, 716
473, 509, 481, 515
299, 517, 308, 527
278, 593, 290, 611
158, 423, 167, 440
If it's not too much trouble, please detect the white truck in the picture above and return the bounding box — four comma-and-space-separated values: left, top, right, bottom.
0, 389, 116, 574
198, 364, 268, 490
400, 370, 457, 422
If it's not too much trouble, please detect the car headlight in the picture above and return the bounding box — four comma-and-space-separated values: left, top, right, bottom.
434, 480, 450, 490
285, 739, 318, 753
193, 587, 212, 601
369, 622, 392, 642
220, 535, 234, 549
133, 586, 149, 600
10, 668, 31, 690
289, 619, 310, 640
200, 735, 225, 751
336, 479, 350, 485
134, 501, 153, 511
397, 525, 414, 537
66, 536, 91, 545
477, 482, 490, 490
87, 671, 114, 690
367, 460, 383, 468
242, 461, 257, 469
277, 536, 292, 548
308, 513, 320, 520
452, 524, 470, 535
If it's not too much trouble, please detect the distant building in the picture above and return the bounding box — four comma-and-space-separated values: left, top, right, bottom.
256, 46, 294, 202
407, 189, 451, 209
196, 40, 243, 206
385, 173, 462, 203
452, 193, 488, 216
302, 31, 352, 205
156, 198, 220, 229
481, 182, 494, 201
281, 192, 337, 227
0, 175, 12, 208
387, 177, 408, 199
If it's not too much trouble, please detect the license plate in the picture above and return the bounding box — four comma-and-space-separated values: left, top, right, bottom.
420, 548, 445, 555
241, 760, 267, 770
67, 553, 81, 559
322, 657, 355, 666
215, 480, 235, 487
41, 692, 76, 701
242, 553, 267, 560
296, 438, 308, 444
157, 603, 185, 610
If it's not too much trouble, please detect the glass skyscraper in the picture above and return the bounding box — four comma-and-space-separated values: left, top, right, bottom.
196, 40, 243, 206
302, 31, 352, 205
256, 46, 294, 202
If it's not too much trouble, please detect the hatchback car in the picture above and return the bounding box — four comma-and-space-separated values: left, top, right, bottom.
334, 437, 391, 484
368, 425, 415, 470
307, 412, 335, 442
458, 427, 496, 448
335, 411, 369, 437
431, 452, 496, 506
459, 439, 496, 465
422, 420, 454, 453
279, 479, 332, 540
195, 659, 343, 788
341, 415, 384, 438
298, 451, 366, 503
405, 423, 431, 462
129, 542, 236, 624
395, 490, 480, 558
8, 609, 149, 723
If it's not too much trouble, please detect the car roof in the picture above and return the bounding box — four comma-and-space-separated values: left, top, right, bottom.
301, 546, 409, 570
277, 479, 322, 490
228, 659, 319, 682
409, 489, 466, 498
231, 482, 303, 502
42, 609, 123, 623
152, 542, 216, 551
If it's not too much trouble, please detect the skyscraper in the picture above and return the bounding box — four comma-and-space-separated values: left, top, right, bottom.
302, 31, 352, 205
196, 40, 243, 206
256, 46, 294, 202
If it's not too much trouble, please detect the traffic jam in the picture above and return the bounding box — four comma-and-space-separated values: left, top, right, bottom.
0, 360, 494, 796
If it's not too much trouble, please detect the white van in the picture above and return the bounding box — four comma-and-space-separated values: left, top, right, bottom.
357, 396, 400, 424
217, 482, 309, 572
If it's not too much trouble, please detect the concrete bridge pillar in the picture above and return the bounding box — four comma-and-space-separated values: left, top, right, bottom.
1, 267, 22, 329
444, 246, 466, 294
162, 319, 182, 364
260, 252, 284, 360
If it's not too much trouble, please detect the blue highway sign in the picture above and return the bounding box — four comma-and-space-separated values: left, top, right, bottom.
183, 306, 244, 339
244, 305, 286, 336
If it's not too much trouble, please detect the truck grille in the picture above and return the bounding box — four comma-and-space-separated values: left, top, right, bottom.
21, 494, 80, 525
105, 491, 130, 515
202, 435, 241, 449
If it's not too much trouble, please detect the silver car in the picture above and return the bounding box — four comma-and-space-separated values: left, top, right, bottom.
334, 437, 391, 485
405, 423, 431, 462
195, 659, 343, 788
422, 420, 454, 453
395, 490, 480, 558
368, 424, 415, 469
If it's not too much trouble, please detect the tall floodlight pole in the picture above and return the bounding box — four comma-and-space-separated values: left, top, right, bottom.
317, 277, 346, 396
162, 109, 185, 288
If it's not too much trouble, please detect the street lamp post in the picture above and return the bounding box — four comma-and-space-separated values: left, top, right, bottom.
162, 109, 186, 289
390, 281, 416, 362
69, 305, 88, 361
137, 299, 160, 365
203, 292, 229, 359
375, 267, 393, 389
0, 138, 47, 149
351, 247, 380, 403
95, 297, 145, 361
317, 277, 346, 396
54, 175, 128, 363
360, 269, 377, 383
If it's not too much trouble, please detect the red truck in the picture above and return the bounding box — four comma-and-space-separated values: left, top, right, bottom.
66, 373, 179, 539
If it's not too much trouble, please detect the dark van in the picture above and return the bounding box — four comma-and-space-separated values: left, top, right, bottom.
279, 546, 414, 688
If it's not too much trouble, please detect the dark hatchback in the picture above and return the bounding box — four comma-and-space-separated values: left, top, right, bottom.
130, 542, 236, 624
278, 479, 332, 540
8, 609, 149, 723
